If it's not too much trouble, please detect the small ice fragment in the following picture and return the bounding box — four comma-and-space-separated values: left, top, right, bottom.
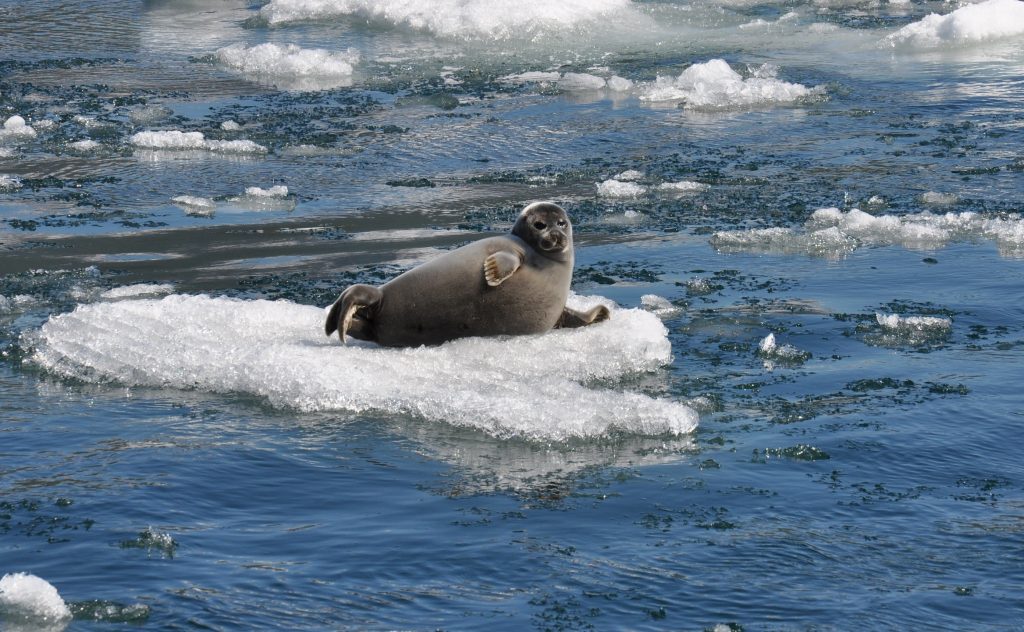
875, 313, 952, 330
130, 130, 267, 154
1, 115, 38, 140
614, 169, 644, 181
920, 191, 958, 206
69, 139, 100, 152
597, 179, 646, 198
606, 75, 633, 91
0, 174, 22, 191
658, 180, 709, 193
759, 333, 777, 354
0, 572, 72, 630
221, 120, 241, 131
641, 59, 821, 110
171, 195, 216, 216
244, 185, 288, 198
101, 284, 175, 299
559, 72, 607, 91
641, 294, 681, 318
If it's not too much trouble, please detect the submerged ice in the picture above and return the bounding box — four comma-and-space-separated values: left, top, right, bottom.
29, 294, 698, 440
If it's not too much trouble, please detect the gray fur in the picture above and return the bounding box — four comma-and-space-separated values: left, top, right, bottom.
325, 202, 608, 347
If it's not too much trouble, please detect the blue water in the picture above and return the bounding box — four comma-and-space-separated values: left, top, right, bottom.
2, 0, 1024, 629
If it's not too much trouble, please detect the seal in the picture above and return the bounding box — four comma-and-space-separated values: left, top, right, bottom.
324, 202, 610, 347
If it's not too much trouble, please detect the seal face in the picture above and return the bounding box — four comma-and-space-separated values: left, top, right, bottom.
325, 202, 609, 347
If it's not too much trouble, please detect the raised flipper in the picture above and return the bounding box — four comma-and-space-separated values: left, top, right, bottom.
555, 304, 611, 329
483, 251, 522, 287
325, 284, 383, 344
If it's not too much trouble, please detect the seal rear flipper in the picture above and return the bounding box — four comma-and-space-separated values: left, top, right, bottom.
555, 304, 611, 329
483, 251, 522, 287
324, 284, 383, 343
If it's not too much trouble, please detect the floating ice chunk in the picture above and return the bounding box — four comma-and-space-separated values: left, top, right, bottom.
0, 115, 38, 142
757, 333, 810, 366
215, 43, 360, 79
0, 174, 22, 191
131, 130, 267, 154
920, 191, 958, 206
228, 185, 295, 211
615, 169, 644, 181
559, 72, 606, 91
259, 0, 638, 41
30, 294, 698, 440
129, 105, 173, 125
101, 284, 176, 300
711, 208, 1024, 257
245, 185, 288, 198
876, 313, 952, 331
641, 59, 822, 110
606, 75, 633, 91
171, 195, 216, 216
0, 573, 72, 632
658, 180, 709, 193
202, 139, 268, 153
221, 120, 241, 131
883, 0, 1024, 48
69, 139, 100, 152
597, 179, 646, 198
500, 71, 562, 83
131, 130, 205, 150
641, 294, 681, 318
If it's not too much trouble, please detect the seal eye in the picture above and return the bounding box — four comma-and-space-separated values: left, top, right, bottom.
533, 221, 547, 230
557, 220, 567, 227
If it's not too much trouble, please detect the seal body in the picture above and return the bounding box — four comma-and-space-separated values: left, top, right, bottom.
325, 202, 608, 347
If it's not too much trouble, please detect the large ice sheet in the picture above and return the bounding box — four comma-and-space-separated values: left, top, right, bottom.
29, 294, 697, 441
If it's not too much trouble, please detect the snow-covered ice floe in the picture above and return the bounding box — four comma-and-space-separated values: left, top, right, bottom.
883, 0, 1024, 49
28, 293, 698, 441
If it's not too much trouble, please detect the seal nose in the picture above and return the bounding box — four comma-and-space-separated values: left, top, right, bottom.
542, 230, 567, 252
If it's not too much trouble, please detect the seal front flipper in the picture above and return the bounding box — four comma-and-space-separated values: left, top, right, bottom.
555, 304, 611, 329
325, 284, 383, 344
483, 251, 522, 287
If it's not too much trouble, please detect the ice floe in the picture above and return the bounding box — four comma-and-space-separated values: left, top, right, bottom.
100, 284, 176, 300
29, 293, 698, 441
883, 0, 1024, 48
0, 116, 38, 143
0, 174, 22, 191
711, 208, 1024, 257
0, 573, 72, 632
171, 195, 216, 216
131, 130, 267, 154
226, 185, 296, 211
597, 178, 646, 198
258, 0, 638, 41
658, 180, 709, 193
501, 71, 633, 92
215, 43, 360, 90
640, 59, 823, 110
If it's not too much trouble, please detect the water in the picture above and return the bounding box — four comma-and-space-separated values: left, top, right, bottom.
2, 0, 1023, 629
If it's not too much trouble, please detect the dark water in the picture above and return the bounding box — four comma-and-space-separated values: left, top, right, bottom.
2, 0, 1023, 629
